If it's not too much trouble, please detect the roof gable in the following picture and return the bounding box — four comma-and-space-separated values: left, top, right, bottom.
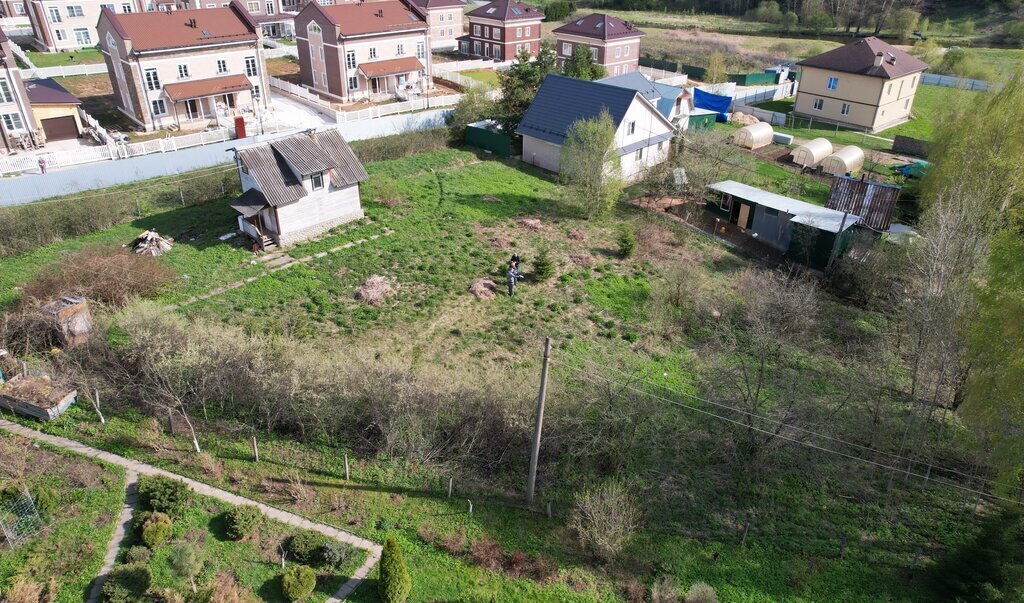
552, 13, 644, 41
797, 37, 928, 79
517, 74, 672, 145
103, 1, 257, 52
467, 0, 543, 22
598, 72, 660, 100
318, 1, 427, 36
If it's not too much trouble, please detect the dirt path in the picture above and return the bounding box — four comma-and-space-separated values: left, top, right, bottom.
0, 420, 381, 602
86, 469, 138, 603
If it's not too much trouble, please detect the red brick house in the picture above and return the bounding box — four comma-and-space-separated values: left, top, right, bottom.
552, 13, 644, 77
458, 0, 542, 61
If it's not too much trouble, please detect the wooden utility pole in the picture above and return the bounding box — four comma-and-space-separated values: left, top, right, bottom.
526, 338, 552, 505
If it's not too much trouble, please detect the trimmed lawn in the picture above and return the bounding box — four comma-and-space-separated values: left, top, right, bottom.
460, 69, 501, 88
0, 434, 125, 603
24, 47, 105, 67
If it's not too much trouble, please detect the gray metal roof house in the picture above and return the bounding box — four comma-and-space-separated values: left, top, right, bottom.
705, 180, 860, 269
231, 129, 368, 249
516, 73, 675, 182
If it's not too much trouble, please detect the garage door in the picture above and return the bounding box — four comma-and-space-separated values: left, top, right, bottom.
40, 116, 79, 141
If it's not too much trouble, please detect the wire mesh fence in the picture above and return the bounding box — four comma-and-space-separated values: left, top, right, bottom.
0, 484, 42, 550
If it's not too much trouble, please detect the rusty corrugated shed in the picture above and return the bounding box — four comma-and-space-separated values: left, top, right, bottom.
826, 175, 901, 231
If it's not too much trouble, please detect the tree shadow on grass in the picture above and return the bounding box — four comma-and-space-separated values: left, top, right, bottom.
208, 510, 231, 542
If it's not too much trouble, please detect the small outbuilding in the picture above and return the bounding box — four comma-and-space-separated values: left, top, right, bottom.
705, 180, 860, 268
820, 145, 865, 176
791, 137, 833, 168
732, 121, 774, 150
465, 119, 514, 157
24, 78, 83, 142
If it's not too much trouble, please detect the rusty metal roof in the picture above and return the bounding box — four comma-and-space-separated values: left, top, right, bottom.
826, 175, 901, 231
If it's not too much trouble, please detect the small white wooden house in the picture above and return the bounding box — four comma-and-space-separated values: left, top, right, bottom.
230, 130, 368, 249
516, 74, 675, 182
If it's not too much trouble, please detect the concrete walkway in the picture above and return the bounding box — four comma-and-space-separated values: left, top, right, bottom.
86, 470, 138, 603
0, 420, 381, 602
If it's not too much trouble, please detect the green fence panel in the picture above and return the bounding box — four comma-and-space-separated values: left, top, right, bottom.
680, 64, 706, 80
466, 125, 513, 157
639, 56, 678, 72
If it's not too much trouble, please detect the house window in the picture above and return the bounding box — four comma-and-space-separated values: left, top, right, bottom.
887, 83, 893, 95
516, 27, 521, 37
448, 28, 453, 36
47, 7, 61, 22
247, 0, 259, 11
473, 24, 480, 36
312, 71, 317, 84
483, 25, 489, 37
615, 47, 621, 58
368, 47, 378, 59
101, 3, 114, 10
524, 26, 530, 36
322, 71, 326, 85
590, 47, 597, 61
73, 28, 91, 45
813, 98, 823, 111
493, 47, 501, 60
492, 28, 500, 40
311, 172, 324, 190
178, 64, 190, 79
627, 121, 636, 135
396, 43, 405, 55
561, 42, 570, 55
144, 68, 161, 90
827, 76, 838, 90
841, 103, 850, 115
67, 5, 84, 17
613, 65, 619, 75
720, 194, 732, 211
904, 98, 910, 109
14, 3, 25, 15
635, 147, 643, 160
416, 41, 425, 59
911, 75, 917, 87
2, 112, 24, 131
319, 47, 324, 61
54, 29, 66, 41
121, 2, 132, 11
266, 1, 274, 14
346, 50, 356, 69
348, 75, 358, 90
623, 45, 629, 56
307, 22, 321, 34
0, 78, 13, 103
151, 99, 167, 115
217, 59, 228, 74
253, 85, 261, 99
657, 141, 663, 151
245, 56, 258, 77
473, 41, 480, 54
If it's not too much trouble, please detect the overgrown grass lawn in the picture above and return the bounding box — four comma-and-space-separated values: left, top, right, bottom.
24, 47, 105, 67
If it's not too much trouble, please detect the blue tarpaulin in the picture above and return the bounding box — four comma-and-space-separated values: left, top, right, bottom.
693, 88, 732, 122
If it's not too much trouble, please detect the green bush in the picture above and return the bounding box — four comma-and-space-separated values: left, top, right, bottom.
617, 226, 637, 258
101, 563, 152, 602
289, 531, 330, 565
542, 0, 575, 21
378, 534, 412, 603
124, 545, 152, 565
319, 540, 355, 568
224, 505, 263, 541
139, 511, 173, 548
137, 475, 191, 517
532, 248, 555, 281
281, 565, 317, 602
29, 484, 59, 516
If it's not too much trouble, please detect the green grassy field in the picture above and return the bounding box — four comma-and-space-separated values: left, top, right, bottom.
460, 69, 501, 87
24, 47, 105, 67
1, 149, 981, 601
0, 435, 125, 603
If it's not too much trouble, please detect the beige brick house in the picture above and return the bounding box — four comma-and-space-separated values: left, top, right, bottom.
409, 0, 464, 51
794, 37, 928, 133
28, 0, 147, 52
0, 28, 39, 152
97, 1, 269, 131
294, 0, 432, 102
552, 13, 643, 77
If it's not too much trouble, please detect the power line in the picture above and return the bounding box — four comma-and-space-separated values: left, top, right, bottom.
557, 346, 1016, 491
554, 359, 1021, 507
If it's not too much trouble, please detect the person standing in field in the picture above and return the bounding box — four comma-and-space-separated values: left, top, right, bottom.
507, 261, 523, 296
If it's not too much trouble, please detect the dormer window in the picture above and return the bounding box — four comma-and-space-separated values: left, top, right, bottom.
311, 172, 324, 190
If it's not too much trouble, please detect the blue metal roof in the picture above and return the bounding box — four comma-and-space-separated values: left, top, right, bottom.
516, 74, 640, 145
597, 72, 684, 121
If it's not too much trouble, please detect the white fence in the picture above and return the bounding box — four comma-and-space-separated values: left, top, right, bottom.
732, 104, 787, 126
434, 69, 492, 89
119, 128, 230, 158
334, 94, 464, 123
268, 75, 335, 112
920, 72, 1001, 92
263, 45, 297, 59
34, 63, 109, 78
0, 144, 114, 175
431, 58, 514, 72
638, 66, 688, 86
731, 81, 798, 108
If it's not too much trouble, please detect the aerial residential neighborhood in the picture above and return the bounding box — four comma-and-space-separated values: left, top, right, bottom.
0, 0, 1023, 601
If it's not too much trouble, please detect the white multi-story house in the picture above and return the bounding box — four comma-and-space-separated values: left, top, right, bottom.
230, 129, 368, 249
97, 0, 269, 131
0, 28, 39, 152
27, 0, 150, 52
294, 0, 432, 102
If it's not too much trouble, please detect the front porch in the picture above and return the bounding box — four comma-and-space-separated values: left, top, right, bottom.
161, 74, 259, 130
355, 57, 429, 101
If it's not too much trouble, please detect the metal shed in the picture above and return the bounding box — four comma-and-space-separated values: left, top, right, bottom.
732, 122, 774, 150
465, 119, 514, 157
821, 145, 865, 176
827, 175, 901, 231
791, 138, 833, 168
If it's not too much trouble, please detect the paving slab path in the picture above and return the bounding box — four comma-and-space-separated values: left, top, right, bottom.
86, 469, 138, 603
0, 419, 381, 602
